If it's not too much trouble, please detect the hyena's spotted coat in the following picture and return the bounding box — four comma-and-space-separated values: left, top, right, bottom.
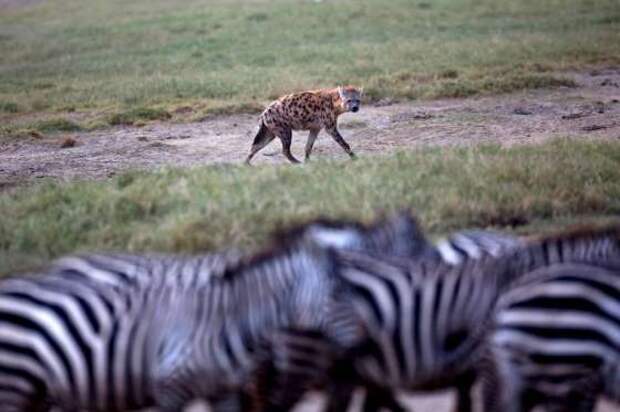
245, 86, 362, 164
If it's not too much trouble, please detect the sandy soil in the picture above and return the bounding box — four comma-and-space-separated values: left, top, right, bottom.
1, 69, 619, 190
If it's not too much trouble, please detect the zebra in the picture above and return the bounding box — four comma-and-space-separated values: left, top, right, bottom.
323, 227, 525, 412
482, 260, 620, 412
0, 211, 428, 412
317, 224, 620, 412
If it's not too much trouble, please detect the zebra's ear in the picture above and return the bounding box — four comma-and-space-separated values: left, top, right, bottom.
306, 226, 360, 249
372, 208, 434, 258
299, 235, 339, 275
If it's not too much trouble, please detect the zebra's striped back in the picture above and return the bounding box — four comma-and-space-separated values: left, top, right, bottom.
435, 229, 523, 265
486, 261, 620, 411
331, 224, 620, 394
50, 248, 245, 290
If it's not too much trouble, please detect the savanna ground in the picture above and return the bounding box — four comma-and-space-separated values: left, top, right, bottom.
1, 0, 620, 410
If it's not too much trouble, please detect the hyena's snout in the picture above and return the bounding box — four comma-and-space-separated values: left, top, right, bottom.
347, 99, 361, 112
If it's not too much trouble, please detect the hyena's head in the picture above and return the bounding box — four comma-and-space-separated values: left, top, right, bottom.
338, 85, 362, 113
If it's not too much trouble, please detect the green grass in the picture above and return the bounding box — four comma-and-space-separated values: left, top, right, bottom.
107, 107, 172, 126
0, 101, 20, 113
2, 138, 620, 275
1, 0, 619, 132
34, 117, 82, 132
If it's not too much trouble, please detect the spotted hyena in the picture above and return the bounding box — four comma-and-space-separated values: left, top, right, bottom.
245, 86, 362, 164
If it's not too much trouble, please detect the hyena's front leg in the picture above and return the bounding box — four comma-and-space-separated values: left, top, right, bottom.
275, 128, 301, 164
325, 126, 356, 159
304, 129, 320, 161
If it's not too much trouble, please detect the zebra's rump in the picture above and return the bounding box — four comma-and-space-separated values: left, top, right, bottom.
492, 262, 620, 398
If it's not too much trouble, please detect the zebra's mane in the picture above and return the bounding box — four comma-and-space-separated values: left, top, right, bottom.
216, 217, 343, 280
270, 216, 369, 246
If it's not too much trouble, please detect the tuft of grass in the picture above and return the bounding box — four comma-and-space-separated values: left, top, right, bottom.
5, 128, 45, 139
367, 73, 578, 100
2, 138, 620, 275
0, 0, 618, 119
107, 107, 172, 126
35, 118, 82, 133
0, 101, 20, 113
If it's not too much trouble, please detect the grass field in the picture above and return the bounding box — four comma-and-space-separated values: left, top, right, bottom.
1, 0, 620, 134
2, 139, 620, 275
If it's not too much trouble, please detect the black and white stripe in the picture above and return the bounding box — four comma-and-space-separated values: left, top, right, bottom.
484, 260, 620, 412
434, 229, 523, 265
0, 236, 348, 411
325, 227, 523, 411
327, 225, 620, 412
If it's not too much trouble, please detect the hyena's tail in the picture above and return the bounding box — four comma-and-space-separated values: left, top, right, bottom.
251, 121, 270, 147
253, 122, 278, 156
246, 121, 275, 164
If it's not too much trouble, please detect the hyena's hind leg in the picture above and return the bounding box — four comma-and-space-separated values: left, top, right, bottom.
245, 123, 276, 165
304, 129, 320, 162
275, 128, 301, 164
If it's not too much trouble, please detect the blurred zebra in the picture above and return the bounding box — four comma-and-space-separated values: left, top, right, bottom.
323, 224, 620, 412
325, 227, 524, 412
434, 229, 524, 264
0, 211, 428, 412
483, 260, 620, 412
0, 238, 346, 411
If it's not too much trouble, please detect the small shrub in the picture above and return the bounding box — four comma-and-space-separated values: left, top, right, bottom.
35, 118, 82, 133
0, 102, 20, 113
107, 107, 172, 126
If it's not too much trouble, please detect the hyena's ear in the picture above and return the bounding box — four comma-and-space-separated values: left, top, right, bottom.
337, 86, 344, 98
359, 87, 364, 96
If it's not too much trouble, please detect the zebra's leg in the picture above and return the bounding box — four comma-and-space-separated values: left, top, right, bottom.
480, 349, 522, 412
324, 381, 356, 412
153, 377, 194, 412
544, 389, 598, 412
260, 330, 336, 411
453, 369, 476, 412
362, 385, 405, 412
210, 392, 246, 412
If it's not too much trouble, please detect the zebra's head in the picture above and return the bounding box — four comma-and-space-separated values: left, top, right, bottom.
273, 210, 437, 260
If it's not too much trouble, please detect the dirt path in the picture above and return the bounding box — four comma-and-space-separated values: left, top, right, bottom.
1, 69, 620, 189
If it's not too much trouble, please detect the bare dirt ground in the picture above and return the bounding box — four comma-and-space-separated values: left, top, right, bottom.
4, 69, 620, 411
1, 69, 620, 190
